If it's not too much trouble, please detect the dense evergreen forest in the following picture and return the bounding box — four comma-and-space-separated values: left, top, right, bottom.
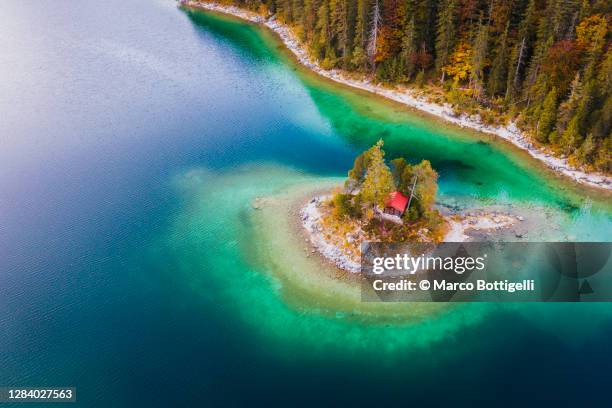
217, 0, 611, 173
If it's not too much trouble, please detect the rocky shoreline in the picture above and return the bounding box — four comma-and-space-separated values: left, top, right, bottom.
300, 194, 523, 274
181, 0, 611, 191
301, 195, 361, 273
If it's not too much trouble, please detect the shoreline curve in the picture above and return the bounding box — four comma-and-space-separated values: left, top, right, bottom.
180, 0, 611, 191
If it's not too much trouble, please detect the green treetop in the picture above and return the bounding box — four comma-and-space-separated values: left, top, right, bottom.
358, 140, 394, 208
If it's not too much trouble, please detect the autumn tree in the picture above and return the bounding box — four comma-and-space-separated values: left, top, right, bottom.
411, 160, 438, 221
376, 0, 405, 62
391, 157, 438, 221
443, 42, 472, 83
541, 40, 582, 96
359, 140, 394, 208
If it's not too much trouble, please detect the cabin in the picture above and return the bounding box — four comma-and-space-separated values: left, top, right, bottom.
384, 191, 409, 217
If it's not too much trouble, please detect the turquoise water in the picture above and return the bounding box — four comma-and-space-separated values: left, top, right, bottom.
0, 0, 610, 406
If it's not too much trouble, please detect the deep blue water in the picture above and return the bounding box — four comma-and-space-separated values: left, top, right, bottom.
1, 0, 611, 407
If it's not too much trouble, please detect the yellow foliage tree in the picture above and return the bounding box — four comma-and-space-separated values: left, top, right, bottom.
576, 14, 608, 53
443, 42, 473, 83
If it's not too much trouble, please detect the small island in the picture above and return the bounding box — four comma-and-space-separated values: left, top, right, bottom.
301, 141, 522, 272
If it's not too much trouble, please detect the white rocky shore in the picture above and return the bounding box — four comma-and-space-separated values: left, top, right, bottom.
300, 195, 522, 273
182, 0, 611, 191
444, 211, 521, 242
301, 196, 361, 273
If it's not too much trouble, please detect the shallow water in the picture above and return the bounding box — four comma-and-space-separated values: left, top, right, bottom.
1, 0, 611, 406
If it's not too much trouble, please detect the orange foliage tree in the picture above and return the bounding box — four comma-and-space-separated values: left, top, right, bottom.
375, 0, 405, 62
443, 42, 472, 83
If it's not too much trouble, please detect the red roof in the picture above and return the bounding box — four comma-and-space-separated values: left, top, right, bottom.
385, 191, 409, 213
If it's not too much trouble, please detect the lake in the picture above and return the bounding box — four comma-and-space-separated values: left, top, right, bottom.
1, 0, 611, 406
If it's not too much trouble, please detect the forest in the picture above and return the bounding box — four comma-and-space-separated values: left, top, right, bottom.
216, 0, 611, 173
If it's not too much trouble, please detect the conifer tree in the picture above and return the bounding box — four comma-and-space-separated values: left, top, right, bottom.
400, 15, 417, 80
411, 160, 438, 220
505, 0, 537, 102
596, 45, 612, 94
352, 0, 369, 68
435, 0, 456, 82
367, 0, 382, 68
332, 0, 351, 65
301, 0, 317, 42
575, 133, 597, 166
560, 80, 596, 152
555, 73, 582, 137
359, 140, 394, 208
488, 22, 509, 97
551, 0, 579, 40
315, 0, 332, 60
347, 146, 371, 186
470, 15, 489, 100
537, 87, 558, 143
523, 0, 557, 105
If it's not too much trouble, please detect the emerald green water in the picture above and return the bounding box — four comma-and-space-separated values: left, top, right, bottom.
1, 1, 610, 406
191, 9, 610, 207
168, 8, 612, 402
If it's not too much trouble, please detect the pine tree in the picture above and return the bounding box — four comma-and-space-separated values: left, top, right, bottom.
537, 87, 557, 143
555, 73, 582, 137
332, 0, 350, 66
488, 22, 509, 97
505, 0, 537, 102
301, 0, 317, 42
348, 145, 372, 185
367, 0, 382, 69
591, 94, 612, 140
400, 14, 416, 80
435, 0, 456, 82
315, 0, 332, 61
578, 0, 590, 21
390, 157, 409, 186
594, 136, 611, 173
359, 140, 394, 208
352, 0, 369, 69
523, 0, 558, 106
411, 160, 438, 220
560, 115, 581, 153
597, 48, 612, 95
560, 80, 596, 152
470, 15, 488, 100
551, 0, 579, 40
575, 133, 597, 166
